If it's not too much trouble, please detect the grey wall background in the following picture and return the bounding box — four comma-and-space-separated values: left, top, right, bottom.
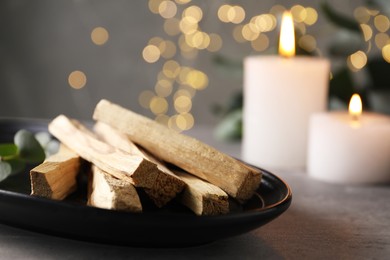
0, 0, 364, 126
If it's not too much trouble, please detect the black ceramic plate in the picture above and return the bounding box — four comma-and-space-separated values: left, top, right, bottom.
0, 118, 292, 247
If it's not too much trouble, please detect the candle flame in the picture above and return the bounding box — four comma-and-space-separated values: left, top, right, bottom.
349, 94, 362, 120
279, 11, 295, 58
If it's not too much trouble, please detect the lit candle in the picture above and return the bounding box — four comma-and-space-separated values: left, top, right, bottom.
242, 11, 330, 170
308, 94, 390, 184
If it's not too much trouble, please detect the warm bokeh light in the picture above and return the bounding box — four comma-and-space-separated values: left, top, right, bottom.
148, 36, 164, 46
144, 3, 322, 130
139, 90, 155, 108
180, 47, 198, 59
251, 34, 269, 52
168, 113, 194, 132
174, 95, 192, 113
207, 33, 223, 52
155, 114, 170, 126
233, 25, 246, 42
349, 94, 362, 119
218, 5, 245, 24
176, 113, 194, 130
142, 45, 161, 63
354, 6, 371, 24
228, 5, 246, 24
382, 44, 390, 63
91, 27, 109, 45
218, 5, 231, 23
185, 31, 210, 49
185, 70, 208, 89
360, 24, 373, 41
242, 24, 259, 41
160, 40, 177, 58
158, 0, 177, 19
374, 14, 390, 32
164, 18, 181, 36
175, 0, 191, 4
304, 7, 318, 25
177, 67, 191, 84
179, 16, 198, 35
163, 60, 181, 78
155, 79, 173, 97
375, 33, 389, 49
251, 14, 277, 33
348, 51, 367, 71
174, 87, 195, 99
279, 11, 295, 58
291, 5, 306, 23
149, 0, 165, 14
270, 5, 286, 16
298, 34, 317, 52
68, 70, 87, 89
149, 96, 169, 115
183, 5, 203, 22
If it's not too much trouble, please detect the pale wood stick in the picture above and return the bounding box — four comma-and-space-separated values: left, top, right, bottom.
96, 122, 229, 215
48, 115, 184, 207
94, 121, 185, 207
87, 165, 142, 212
93, 99, 262, 201
174, 170, 229, 216
30, 145, 80, 200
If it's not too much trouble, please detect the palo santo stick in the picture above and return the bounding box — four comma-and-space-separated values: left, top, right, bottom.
94, 121, 144, 157
48, 115, 184, 207
93, 99, 262, 201
30, 145, 80, 200
96, 122, 228, 215
174, 170, 229, 216
94, 122, 185, 207
88, 165, 142, 212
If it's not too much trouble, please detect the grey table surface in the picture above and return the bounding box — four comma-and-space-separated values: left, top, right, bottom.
0, 126, 389, 259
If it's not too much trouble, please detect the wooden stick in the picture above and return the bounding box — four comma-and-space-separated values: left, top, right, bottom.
94, 121, 185, 207
30, 145, 80, 200
93, 99, 262, 201
87, 165, 142, 212
174, 170, 229, 216
48, 115, 184, 207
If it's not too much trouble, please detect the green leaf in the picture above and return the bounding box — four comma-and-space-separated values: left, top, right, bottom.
321, 2, 361, 32
14, 129, 45, 163
0, 161, 12, 182
214, 109, 242, 141
0, 143, 18, 159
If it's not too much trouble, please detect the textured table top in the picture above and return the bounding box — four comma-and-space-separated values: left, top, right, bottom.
0, 126, 389, 259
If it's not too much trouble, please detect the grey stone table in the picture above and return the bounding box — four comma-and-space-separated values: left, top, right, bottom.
0, 126, 389, 259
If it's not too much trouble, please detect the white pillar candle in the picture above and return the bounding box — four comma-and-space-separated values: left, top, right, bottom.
242, 11, 330, 170
308, 95, 390, 184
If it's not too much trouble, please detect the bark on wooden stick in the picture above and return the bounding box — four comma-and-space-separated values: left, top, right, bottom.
88, 165, 142, 212
48, 115, 184, 207
93, 99, 262, 201
30, 145, 80, 200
